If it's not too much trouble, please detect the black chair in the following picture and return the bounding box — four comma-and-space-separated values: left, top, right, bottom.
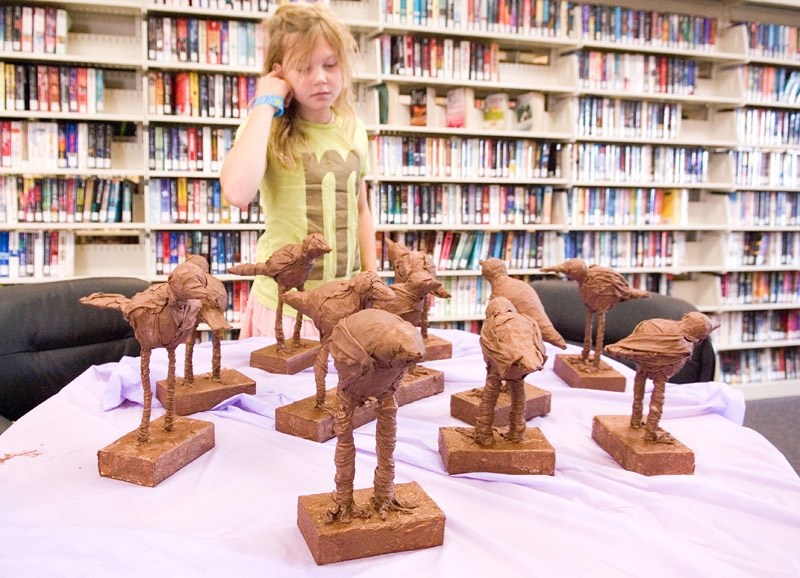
0, 277, 151, 426
530, 279, 716, 384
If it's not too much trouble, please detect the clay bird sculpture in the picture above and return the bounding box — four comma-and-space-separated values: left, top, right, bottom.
541, 258, 650, 368
228, 233, 331, 351
386, 238, 449, 339
327, 308, 425, 522
181, 254, 232, 385
480, 257, 567, 350
374, 270, 450, 338
474, 296, 548, 446
281, 271, 396, 409
605, 312, 719, 443
80, 259, 211, 444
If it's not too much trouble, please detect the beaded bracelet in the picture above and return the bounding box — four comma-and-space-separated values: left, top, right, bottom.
249, 94, 285, 117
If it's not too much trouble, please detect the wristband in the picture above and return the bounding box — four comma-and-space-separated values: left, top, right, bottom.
249, 94, 284, 116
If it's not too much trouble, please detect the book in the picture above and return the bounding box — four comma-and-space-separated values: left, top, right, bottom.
482, 92, 509, 130
445, 87, 474, 128
513, 92, 545, 131
409, 86, 435, 127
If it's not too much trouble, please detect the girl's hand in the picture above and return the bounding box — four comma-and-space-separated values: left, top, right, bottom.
254, 66, 293, 108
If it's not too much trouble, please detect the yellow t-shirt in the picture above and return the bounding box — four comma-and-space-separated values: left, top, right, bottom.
251, 115, 369, 313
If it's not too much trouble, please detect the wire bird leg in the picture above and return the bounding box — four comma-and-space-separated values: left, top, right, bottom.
593, 312, 606, 368
582, 311, 593, 363
137, 349, 153, 445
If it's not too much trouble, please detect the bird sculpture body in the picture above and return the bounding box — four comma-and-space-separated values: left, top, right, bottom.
541, 258, 650, 368
281, 271, 396, 408
228, 233, 331, 351
80, 259, 212, 443
480, 257, 566, 349
474, 297, 548, 446
605, 312, 719, 443
326, 308, 425, 522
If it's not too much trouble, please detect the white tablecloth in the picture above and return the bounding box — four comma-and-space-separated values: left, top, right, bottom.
1, 330, 799, 578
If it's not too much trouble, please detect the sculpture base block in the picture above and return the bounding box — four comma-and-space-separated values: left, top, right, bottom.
249, 339, 320, 374
156, 369, 256, 416
97, 415, 215, 487
450, 383, 551, 426
553, 354, 626, 392
592, 415, 695, 476
297, 481, 445, 565
423, 334, 452, 361
275, 369, 444, 443
438, 426, 555, 475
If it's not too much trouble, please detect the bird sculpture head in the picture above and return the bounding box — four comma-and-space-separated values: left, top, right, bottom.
301, 233, 332, 258
679, 312, 721, 343
479, 257, 508, 281
541, 258, 588, 281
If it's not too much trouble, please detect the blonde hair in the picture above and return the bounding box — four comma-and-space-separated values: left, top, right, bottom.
261, 3, 358, 169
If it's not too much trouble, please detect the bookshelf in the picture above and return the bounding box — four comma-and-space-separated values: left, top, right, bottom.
2, 0, 800, 398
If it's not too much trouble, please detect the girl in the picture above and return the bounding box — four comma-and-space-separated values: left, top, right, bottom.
220, 3, 377, 339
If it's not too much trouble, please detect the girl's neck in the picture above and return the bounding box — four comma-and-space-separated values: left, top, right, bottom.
300, 108, 335, 124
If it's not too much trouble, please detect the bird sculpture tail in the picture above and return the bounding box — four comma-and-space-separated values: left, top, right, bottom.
79, 292, 129, 311
227, 263, 270, 277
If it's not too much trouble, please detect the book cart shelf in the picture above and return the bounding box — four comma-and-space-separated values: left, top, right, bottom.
1, 0, 799, 398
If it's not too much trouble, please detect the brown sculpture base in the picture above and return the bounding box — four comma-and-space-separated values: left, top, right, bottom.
297, 481, 445, 565
97, 415, 215, 487
438, 426, 555, 475
552, 354, 627, 392
275, 369, 445, 443
449, 383, 551, 427
592, 415, 695, 476
249, 339, 321, 374
156, 369, 256, 416
423, 334, 452, 361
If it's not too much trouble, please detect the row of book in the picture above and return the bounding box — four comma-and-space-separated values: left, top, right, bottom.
736, 108, 800, 147
147, 71, 257, 119
149, 0, 270, 10
719, 271, 800, 306
372, 182, 555, 226
148, 124, 234, 173
0, 5, 67, 56
728, 231, 800, 268
1, 63, 105, 115
714, 310, 800, 347
745, 66, 800, 106
572, 143, 708, 184
376, 228, 559, 272
573, 4, 717, 50
562, 230, 678, 269
147, 176, 246, 224
151, 229, 260, 276
727, 191, 800, 228
379, 0, 569, 35
375, 34, 500, 82
0, 120, 114, 171
732, 150, 800, 189
576, 97, 681, 140
719, 347, 800, 385
2, 176, 136, 225
741, 20, 800, 60
372, 135, 561, 179
566, 187, 680, 227
0, 230, 72, 279
149, 177, 263, 226
146, 16, 261, 67
578, 51, 698, 96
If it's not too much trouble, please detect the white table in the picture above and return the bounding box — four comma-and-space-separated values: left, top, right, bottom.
1, 330, 799, 577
